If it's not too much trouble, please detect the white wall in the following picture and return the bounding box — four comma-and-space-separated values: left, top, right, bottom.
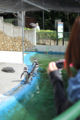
0, 51, 23, 64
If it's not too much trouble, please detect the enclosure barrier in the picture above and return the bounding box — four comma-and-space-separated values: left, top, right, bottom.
36, 31, 70, 46
53, 100, 80, 120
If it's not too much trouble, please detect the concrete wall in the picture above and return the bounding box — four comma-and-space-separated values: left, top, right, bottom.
34, 45, 67, 53
24, 28, 36, 45
0, 17, 36, 50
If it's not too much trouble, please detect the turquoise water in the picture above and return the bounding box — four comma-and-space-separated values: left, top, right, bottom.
0, 52, 64, 120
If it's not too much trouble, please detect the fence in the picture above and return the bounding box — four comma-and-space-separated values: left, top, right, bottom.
53, 100, 80, 120
36, 31, 70, 46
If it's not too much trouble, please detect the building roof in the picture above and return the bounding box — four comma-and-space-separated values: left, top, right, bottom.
24, 0, 80, 13
0, 0, 80, 13
0, 0, 48, 13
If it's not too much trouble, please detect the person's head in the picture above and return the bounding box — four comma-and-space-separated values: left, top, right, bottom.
65, 16, 80, 75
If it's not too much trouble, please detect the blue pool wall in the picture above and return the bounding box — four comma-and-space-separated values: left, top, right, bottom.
0, 52, 39, 120
0, 51, 64, 120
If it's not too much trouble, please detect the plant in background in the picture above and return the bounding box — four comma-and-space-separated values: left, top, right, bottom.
37, 30, 57, 41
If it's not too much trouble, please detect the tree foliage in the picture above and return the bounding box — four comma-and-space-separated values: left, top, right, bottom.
26, 11, 78, 31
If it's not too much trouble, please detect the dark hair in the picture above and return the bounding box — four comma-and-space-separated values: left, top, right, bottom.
65, 16, 80, 75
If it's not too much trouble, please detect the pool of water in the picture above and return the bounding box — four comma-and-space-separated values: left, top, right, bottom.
0, 52, 64, 120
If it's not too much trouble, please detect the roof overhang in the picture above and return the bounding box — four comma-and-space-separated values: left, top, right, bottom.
0, 0, 49, 13
0, 0, 80, 13
23, 0, 80, 13
23, 0, 49, 12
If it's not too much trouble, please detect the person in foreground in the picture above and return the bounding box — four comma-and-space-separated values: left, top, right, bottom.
48, 16, 80, 115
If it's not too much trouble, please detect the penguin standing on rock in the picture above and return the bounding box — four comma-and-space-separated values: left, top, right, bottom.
20, 66, 30, 84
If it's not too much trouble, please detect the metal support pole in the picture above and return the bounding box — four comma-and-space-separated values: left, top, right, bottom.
22, 11, 25, 63
62, 23, 64, 45
43, 10, 44, 29
56, 23, 58, 45
67, 12, 70, 32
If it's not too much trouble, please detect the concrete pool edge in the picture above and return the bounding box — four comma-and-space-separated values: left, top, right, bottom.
0, 51, 64, 119
0, 52, 38, 105
0, 51, 64, 103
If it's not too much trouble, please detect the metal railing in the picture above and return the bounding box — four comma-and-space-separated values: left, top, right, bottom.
53, 101, 80, 120
36, 31, 70, 46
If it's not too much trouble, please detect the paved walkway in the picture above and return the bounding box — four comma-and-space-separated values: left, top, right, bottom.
0, 62, 25, 94
0, 51, 25, 95
0, 51, 23, 63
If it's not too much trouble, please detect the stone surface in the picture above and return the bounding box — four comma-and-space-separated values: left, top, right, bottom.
0, 31, 33, 51
0, 62, 26, 94
1, 67, 15, 73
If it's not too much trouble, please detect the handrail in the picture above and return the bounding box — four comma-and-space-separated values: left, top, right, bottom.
53, 100, 80, 120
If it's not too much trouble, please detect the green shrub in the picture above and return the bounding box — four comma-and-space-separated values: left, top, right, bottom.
37, 30, 57, 41
4, 19, 18, 26
24, 28, 33, 30
4, 18, 15, 24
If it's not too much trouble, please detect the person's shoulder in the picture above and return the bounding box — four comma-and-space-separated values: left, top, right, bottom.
67, 69, 80, 102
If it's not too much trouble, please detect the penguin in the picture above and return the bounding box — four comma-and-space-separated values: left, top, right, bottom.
20, 66, 30, 84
